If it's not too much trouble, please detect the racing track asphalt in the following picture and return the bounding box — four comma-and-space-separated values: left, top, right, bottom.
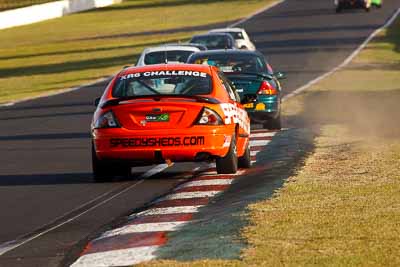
0, 0, 399, 266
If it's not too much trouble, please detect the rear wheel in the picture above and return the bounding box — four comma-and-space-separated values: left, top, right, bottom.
216, 135, 238, 174
263, 114, 282, 130
92, 146, 112, 183
92, 145, 131, 182
238, 142, 251, 169
335, 3, 342, 13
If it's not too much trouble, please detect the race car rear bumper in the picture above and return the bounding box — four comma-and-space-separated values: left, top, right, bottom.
337, 0, 368, 8
248, 110, 279, 123
244, 95, 280, 123
92, 126, 236, 163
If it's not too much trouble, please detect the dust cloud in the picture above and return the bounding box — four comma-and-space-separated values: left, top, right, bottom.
285, 89, 400, 139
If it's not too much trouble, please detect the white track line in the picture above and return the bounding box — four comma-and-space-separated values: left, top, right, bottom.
0, 164, 171, 257
133, 206, 203, 217
282, 8, 400, 102
250, 132, 277, 138
250, 150, 260, 157
250, 139, 271, 147
161, 191, 221, 201
141, 163, 171, 178
98, 221, 187, 240
176, 179, 234, 189
71, 245, 160, 267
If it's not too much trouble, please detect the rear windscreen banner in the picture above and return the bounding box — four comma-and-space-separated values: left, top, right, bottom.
120, 71, 208, 80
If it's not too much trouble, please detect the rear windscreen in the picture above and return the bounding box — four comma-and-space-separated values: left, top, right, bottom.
226, 32, 244, 40
190, 36, 232, 49
144, 50, 194, 64
113, 71, 212, 97
189, 54, 269, 74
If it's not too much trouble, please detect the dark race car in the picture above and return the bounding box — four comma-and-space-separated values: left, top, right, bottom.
335, 0, 372, 12
187, 50, 286, 129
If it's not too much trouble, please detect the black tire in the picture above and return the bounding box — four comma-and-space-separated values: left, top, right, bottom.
263, 114, 282, 130
336, 3, 342, 13
92, 145, 131, 182
92, 145, 112, 182
238, 142, 251, 169
216, 135, 238, 174
240, 46, 248, 50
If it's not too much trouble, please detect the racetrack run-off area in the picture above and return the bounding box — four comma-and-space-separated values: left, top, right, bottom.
1, 0, 400, 266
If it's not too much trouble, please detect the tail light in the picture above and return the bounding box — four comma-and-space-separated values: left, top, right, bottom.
93, 110, 121, 129
196, 107, 223, 125
257, 81, 278, 95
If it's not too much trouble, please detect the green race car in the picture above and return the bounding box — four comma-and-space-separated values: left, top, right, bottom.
187, 50, 285, 129
371, 0, 382, 8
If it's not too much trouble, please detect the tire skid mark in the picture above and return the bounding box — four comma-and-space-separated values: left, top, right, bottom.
71, 130, 279, 266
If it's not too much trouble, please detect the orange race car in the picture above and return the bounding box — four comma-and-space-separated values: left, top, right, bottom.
91, 64, 251, 182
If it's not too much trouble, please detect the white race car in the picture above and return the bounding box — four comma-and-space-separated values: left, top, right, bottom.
136, 45, 200, 66
209, 28, 256, 51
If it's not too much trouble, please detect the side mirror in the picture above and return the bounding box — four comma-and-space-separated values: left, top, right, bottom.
94, 97, 101, 107
275, 71, 286, 80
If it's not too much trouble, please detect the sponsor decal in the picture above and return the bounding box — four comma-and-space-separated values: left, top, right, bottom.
145, 113, 169, 122
220, 103, 250, 134
110, 136, 205, 147
222, 135, 232, 148
120, 71, 208, 80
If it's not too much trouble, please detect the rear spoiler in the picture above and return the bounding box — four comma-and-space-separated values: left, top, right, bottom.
100, 95, 220, 109
225, 72, 274, 79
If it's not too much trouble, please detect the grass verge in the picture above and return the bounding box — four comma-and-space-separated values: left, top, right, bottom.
240, 13, 400, 267
0, 0, 56, 11
141, 10, 400, 267
0, 0, 274, 104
